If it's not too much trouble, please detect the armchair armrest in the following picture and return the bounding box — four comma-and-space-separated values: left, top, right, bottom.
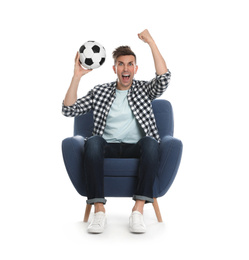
154, 135, 183, 197
61, 135, 87, 196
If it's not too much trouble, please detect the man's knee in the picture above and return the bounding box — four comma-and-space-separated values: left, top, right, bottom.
85, 135, 106, 154
140, 136, 159, 150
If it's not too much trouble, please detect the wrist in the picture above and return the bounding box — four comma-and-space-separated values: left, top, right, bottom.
72, 74, 82, 82
148, 39, 156, 47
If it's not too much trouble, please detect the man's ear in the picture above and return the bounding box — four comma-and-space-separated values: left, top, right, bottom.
135, 65, 138, 74
113, 65, 117, 74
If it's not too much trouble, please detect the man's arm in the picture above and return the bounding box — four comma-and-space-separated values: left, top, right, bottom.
63, 52, 92, 106
138, 29, 168, 75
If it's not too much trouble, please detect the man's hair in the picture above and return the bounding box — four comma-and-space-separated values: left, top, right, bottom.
112, 46, 136, 64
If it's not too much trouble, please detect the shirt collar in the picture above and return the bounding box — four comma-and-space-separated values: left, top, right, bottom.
112, 80, 136, 93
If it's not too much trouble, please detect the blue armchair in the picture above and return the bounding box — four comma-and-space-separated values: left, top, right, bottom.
62, 99, 183, 222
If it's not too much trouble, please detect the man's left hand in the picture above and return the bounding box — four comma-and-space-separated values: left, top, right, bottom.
138, 29, 154, 45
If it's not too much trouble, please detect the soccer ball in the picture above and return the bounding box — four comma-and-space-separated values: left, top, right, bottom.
79, 41, 106, 69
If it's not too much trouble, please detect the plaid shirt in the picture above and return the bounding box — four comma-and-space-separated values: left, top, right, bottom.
62, 71, 171, 142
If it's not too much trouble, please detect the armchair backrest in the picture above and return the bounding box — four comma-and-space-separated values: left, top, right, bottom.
152, 99, 174, 138
74, 99, 174, 138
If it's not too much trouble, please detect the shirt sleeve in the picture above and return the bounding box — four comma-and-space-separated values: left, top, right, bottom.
146, 70, 171, 100
62, 90, 93, 117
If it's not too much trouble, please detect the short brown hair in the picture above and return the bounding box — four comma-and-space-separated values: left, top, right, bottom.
112, 46, 136, 64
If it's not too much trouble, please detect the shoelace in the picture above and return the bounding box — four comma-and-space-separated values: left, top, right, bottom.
91, 214, 105, 226
131, 213, 144, 226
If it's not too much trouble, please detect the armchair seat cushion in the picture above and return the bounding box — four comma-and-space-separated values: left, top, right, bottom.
103, 159, 139, 197
104, 158, 139, 177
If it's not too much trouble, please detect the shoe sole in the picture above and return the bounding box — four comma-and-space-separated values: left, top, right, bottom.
87, 228, 104, 234
129, 227, 146, 233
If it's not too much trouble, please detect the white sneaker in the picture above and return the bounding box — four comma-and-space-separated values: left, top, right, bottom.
129, 211, 146, 233
87, 211, 106, 234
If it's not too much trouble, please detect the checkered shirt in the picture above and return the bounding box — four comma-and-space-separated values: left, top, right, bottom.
62, 71, 171, 142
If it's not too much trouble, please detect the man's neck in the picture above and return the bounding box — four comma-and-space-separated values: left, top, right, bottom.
116, 81, 132, 91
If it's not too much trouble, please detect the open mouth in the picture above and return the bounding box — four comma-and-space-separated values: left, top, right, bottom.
122, 74, 130, 81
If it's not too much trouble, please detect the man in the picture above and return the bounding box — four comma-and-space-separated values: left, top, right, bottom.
62, 29, 171, 233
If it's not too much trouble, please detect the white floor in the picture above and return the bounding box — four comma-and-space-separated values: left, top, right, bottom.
3, 182, 246, 260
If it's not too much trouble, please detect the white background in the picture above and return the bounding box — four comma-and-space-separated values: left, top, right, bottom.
1, 0, 249, 259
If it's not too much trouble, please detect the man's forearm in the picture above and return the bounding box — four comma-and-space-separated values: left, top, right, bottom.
149, 41, 168, 75
64, 52, 92, 106
63, 76, 81, 106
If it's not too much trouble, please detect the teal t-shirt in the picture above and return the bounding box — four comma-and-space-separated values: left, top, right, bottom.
102, 89, 145, 143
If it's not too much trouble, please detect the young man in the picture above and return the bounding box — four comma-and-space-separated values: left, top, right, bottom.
62, 29, 171, 233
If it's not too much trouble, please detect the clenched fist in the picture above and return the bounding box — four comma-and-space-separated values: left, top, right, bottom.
138, 29, 154, 45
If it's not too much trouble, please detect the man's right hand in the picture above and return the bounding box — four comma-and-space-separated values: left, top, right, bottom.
73, 51, 92, 78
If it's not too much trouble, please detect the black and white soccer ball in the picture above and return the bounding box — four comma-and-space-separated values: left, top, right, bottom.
79, 41, 106, 69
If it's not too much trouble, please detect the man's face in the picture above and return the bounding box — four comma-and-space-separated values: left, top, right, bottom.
113, 55, 138, 90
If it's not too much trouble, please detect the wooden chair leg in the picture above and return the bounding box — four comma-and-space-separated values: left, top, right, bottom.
152, 198, 163, 222
83, 204, 92, 222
